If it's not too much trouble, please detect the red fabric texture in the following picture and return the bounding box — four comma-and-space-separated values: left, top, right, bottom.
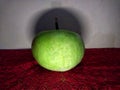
0, 48, 120, 90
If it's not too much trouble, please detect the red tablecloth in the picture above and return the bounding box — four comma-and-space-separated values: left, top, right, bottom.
0, 48, 120, 90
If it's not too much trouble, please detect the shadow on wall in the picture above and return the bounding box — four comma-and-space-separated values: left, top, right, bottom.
31, 8, 87, 43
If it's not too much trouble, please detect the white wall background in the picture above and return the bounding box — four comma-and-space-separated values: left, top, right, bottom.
0, 0, 120, 49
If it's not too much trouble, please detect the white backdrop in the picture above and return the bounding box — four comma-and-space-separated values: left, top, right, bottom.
0, 0, 120, 49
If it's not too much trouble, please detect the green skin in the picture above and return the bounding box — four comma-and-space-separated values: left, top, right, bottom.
32, 30, 85, 72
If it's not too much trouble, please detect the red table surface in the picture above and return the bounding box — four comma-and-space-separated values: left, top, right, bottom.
0, 48, 120, 90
